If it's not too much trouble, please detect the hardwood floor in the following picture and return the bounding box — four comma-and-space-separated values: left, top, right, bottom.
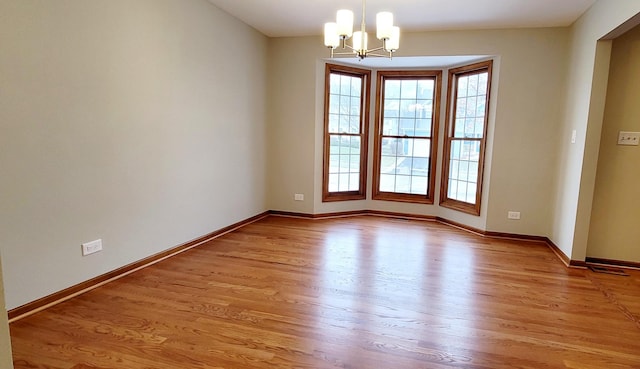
9, 215, 640, 368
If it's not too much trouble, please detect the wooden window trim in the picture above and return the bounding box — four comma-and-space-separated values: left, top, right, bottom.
440, 60, 493, 215
322, 63, 371, 202
372, 70, 442, 204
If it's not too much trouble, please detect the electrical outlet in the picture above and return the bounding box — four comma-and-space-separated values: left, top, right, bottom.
294, 193, 304, 201
507, 211, 521, 220
617, 131, 640, 146
82, 239, 103, 256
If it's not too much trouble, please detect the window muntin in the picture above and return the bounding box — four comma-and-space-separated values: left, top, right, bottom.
323, 64, 371, 202
373, 71, 441, 203
440, 60, 493, 215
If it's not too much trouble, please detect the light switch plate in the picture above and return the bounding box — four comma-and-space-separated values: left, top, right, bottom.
617, 131, 640, 146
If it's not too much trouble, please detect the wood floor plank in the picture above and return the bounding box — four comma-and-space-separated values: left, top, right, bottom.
10, 215, 640, 368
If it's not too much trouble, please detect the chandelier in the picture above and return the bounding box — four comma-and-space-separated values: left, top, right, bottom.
323, 0, 400, 60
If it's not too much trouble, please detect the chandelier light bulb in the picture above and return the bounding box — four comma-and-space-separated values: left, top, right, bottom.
385, 26, 400, 52
336, 9, 354, 38
376, 12, 394, 40
324, 22, 340, 48
352, 31, 368, 54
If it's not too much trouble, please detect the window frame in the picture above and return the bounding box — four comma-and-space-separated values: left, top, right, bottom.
440, 60, 493, 215
372, 70, 442, 204
322, 63, 372, 202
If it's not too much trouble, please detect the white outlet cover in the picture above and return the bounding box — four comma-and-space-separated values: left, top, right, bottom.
82, 239, 103, 256
507, 211, 521, 220
617, 131, 640, 146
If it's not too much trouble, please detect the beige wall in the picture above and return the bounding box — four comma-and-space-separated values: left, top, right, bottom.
587, 25, 640, 262
0, 0, 268, 309
0, 255, 14, 369
268, 28, 569, 236
551, 0, 640, 260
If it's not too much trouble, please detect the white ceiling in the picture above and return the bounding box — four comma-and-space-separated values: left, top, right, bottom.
207, 0, 597, 38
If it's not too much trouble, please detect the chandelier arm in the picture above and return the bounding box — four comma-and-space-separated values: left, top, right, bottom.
366, 46, 386, 53
340, 43, 356, 51
331, 51, 359, 56
365, 52, 390, 58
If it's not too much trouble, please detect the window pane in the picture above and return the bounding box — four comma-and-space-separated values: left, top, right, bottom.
350, 154, 360, 171
339, 115, 350, 133
375, 74, 438, 201
416, 100, 432, 119
415, 119, 431, 137
399, 119, 415, 136
469, 161, 479, 180
328, 114, 339, 133
412, 138, 430, 158
377, 137, 431, 195
478, 72, 488, 94
340, 75, 352, 95
449, 159, 459, 180
384, 99, 400, 118
448, 179, 458, 198
454, 118, 465, 138
411, 176, 428, 195
330, 74, 340, 94
379, 174, 395, 192
476, 96, 486, 118
329, 154, 339, 173
395, 175, 411, 193
340, 95, 350, 115
466, 96, 477, 117
329, 174, 339, 192
396, 138, 409, 157
456, 181, 468, 201
400, 100, 416, 118
456, 97, 467, 117
451, 140, 461, 159
475, 118, 484, 137
351, 77, 361, 96
457, 76, 468, 97
349, 173, 360, 191
467, 182, 477, 203
443, 57, 491, 210
385, 80, 401, 99
381, 137, 396, 154
329, 134, 361, 192
339, 154, 350, 172
467, 74, 478, 96
324, 66, 369, 200
339, 173, 350, 191
383, 118, 399, 136
329, 95, 339, 114
464, 118, 475, 138
400, 80, 418, 99
446, 139, 480, 204
459, 160, 469, 182
465, 140, 481, 163
412, 157, 429, 176
417, 80, 434, 99
350, 97, 361, 116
